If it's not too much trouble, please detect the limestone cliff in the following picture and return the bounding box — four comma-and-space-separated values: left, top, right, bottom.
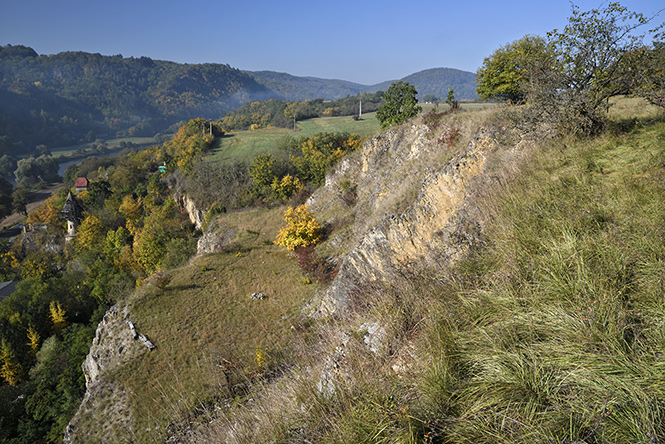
307, 120, 525, 317
65, 113, 530, 443
176, 193, 206, 230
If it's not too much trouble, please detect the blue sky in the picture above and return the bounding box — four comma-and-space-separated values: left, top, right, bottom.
1, 0, 663, 85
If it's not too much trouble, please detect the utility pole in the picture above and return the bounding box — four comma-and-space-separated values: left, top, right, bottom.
359, 98, 362, 119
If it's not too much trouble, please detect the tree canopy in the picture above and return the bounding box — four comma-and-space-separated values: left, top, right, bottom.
376, 81, 422, 128
475, 35, 551, 103
477, 2, 664, 135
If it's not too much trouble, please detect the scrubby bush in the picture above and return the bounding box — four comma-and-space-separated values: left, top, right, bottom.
274, 205, 322, 251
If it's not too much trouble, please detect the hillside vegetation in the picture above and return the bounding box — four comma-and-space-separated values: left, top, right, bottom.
161, 99, 665, 444
1, 3, 663, 443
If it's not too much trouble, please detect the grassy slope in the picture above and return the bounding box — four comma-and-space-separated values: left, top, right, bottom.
426, 115, 665, 443
192, 99, 665, 443
205, 104, 495, 164
76, 99, 665, 443
98, 206, 318, 443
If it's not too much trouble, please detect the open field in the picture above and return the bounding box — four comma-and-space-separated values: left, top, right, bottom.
207, 105, 501, 164
49, 136, 160, 158
420, 101, 500, 114
207, 112, 381, 163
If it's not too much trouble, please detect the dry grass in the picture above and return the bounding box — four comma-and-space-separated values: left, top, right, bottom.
186, 104, 665, 444
100, 205, 320, 443
77, 99, 665, 443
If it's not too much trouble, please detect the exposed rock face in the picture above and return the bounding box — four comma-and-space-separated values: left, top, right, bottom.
81, 305, 135, 388
64, 304, 149, 444
65, 117, 529, 443
196, 219, 238, 256
177, 193, 206, 230
317, 333, 351, 398
310, 124, 500, 317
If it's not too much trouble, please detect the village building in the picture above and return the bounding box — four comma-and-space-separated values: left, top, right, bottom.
61, 192, 83, 241
74, 177, 89, 194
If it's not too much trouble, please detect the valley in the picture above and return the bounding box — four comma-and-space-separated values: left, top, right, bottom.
0, 5, 664, 441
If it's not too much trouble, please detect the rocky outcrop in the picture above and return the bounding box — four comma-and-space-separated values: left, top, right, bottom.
64, 304, 150, 444
176, 193, 206, 230
309, 124, 504, 317
196, 219, 239, 256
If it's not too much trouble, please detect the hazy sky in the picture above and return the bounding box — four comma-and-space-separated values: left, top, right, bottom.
1, 0, 663, 85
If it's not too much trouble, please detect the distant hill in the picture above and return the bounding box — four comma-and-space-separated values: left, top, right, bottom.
248, 68, 478, 102
0, 45, 274, 155
374, 67, 478, 101
0, 44, 478, 155
246, 71, 367, 101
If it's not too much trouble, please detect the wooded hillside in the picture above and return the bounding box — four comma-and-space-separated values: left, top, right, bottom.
0, 45, 478, 157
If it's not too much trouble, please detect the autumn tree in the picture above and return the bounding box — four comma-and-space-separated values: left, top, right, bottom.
271, 174, 303, 201
132, 199, 187, 275
531, 3, 661, 134
249, 153, 277, 198
104, 226, 132, 269
631, 39, 665, 108
74, 215, 105, 253
119, 194, 143, 229
376, 81, 422, 128
275, 205, 322, 251
26, 194, 62, 226
0, 338, 22, 386
49, 301, 67, 336
284, 102, 301, 131
27, 326, 40, 355
290, 132, 362, 186
164, 118, 220, 172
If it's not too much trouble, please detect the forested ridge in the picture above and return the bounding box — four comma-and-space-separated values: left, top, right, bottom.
0, 45, 478, 158
0, 45, 273, 155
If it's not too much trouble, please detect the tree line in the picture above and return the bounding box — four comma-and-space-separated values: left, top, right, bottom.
216, 92, 384, 132
0, 45, 270, 158
475, 2, 664, 135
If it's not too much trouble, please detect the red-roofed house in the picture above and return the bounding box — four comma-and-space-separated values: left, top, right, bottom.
74, 177, 89, 194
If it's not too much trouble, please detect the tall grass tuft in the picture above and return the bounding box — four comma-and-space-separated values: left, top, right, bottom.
415, 118, 665, 443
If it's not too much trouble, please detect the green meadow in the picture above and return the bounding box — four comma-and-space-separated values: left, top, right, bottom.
207, 112, 381, 163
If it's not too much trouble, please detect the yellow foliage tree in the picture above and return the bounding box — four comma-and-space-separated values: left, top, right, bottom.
271, 174, 303, 201
119, 195, 143, 223
21, 257, 53, 279
49, 301, 67, 336
27, 326, 40, 355
26, 195, 62, 226
74, 214, 105, 252
0, 338, 22, 386
275, 205, 322, 251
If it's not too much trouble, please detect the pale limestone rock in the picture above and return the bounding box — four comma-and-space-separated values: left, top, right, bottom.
177, 193, 206, 230
313, 128, 498, 317
359, 322, 386, 354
